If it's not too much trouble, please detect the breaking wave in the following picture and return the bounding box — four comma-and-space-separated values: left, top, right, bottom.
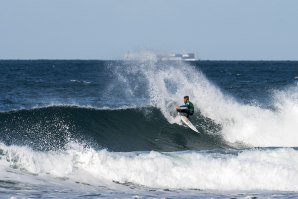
0, 143, 297, 191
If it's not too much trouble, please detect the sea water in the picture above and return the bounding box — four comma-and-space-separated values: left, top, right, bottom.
1, 57, 298, 198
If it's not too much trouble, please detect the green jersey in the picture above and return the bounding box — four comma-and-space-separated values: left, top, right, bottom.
180, 101, 194, 112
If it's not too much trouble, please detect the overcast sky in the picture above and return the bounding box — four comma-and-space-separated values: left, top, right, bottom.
1, 0, 297, 60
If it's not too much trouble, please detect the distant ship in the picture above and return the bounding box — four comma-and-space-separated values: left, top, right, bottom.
159, 53, 198, 61
124, 51, 198, 61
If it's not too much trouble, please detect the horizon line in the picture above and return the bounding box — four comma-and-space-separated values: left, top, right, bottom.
1, 59, 298, 62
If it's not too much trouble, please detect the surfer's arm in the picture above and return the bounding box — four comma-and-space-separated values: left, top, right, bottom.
176, 104, 187, 110
179, 104, 188, 110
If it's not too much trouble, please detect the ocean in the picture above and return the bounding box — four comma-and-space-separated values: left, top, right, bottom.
1, 59, 298, 198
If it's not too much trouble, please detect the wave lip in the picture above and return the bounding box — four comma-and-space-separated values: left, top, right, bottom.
1, 143, 298, 191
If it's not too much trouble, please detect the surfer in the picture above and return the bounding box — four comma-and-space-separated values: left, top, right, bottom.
176, 96, 194, 118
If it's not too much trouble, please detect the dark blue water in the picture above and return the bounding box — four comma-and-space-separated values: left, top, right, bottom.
199, 61, 298, 105
1, 60, 298, 198
2, 60, 298, 111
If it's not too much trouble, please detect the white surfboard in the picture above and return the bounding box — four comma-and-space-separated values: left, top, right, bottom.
179, 113, 199, 133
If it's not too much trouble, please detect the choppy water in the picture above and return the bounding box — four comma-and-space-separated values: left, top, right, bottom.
1, 58, 298, 198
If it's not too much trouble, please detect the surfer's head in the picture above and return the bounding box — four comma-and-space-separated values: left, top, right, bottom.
184, 96, 189, 103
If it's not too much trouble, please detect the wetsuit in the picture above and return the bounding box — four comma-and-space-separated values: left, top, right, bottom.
177, 101, 194, 118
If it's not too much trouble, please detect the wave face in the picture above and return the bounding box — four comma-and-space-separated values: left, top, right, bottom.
2, 60, 298, 149
0, 106, 224, 151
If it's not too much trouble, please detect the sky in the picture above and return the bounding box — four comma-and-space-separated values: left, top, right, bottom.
0, 0, 297, 60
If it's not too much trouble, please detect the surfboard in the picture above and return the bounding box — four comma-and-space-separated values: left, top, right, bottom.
179, 113, 199, 133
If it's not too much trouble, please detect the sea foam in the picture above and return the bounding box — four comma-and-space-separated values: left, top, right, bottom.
1, 143, 298, 191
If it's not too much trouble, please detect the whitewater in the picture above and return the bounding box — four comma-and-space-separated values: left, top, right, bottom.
1, 58, 298, 198
1, 143, 298, 191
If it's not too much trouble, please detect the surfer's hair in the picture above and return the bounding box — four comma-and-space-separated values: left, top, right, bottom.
184, 96, 189, 100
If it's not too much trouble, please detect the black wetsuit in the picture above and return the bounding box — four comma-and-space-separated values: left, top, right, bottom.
177, 101, 194, 118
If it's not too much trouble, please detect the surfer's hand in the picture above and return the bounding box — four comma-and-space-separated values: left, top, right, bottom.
176, 105, 180, 110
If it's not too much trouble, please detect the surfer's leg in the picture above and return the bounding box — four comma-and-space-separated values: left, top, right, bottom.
179, 109, 188, 117
186, 110, 190, 118
186, 109, 194, 118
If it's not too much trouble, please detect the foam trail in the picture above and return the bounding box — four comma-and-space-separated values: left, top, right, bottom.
114, 54, 298, 147
1, 143, 298, 191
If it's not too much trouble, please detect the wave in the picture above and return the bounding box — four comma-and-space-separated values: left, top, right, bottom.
3, 58, 298, 149
0, 106, 224, 151
108, 58, 298, 147
1, 142, 298, 191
